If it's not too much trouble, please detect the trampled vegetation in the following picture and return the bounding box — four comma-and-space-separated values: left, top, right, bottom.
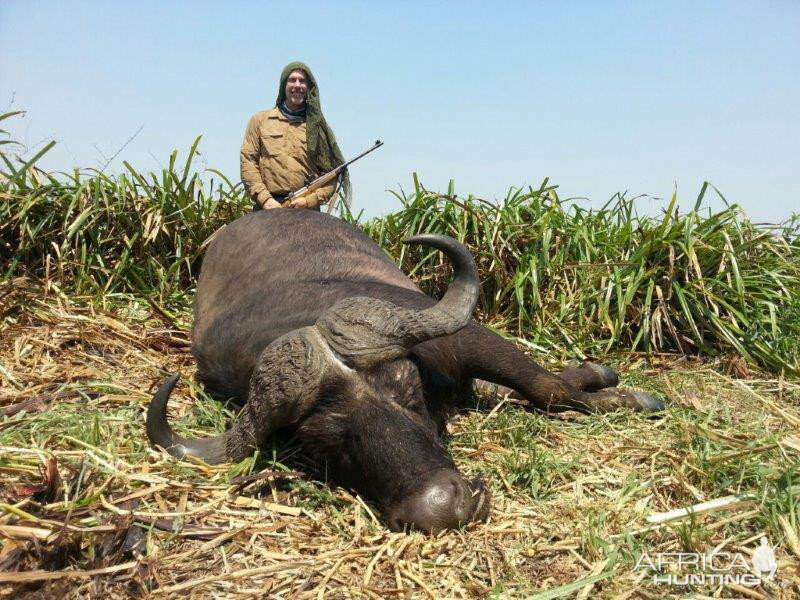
2, 114, 800, 598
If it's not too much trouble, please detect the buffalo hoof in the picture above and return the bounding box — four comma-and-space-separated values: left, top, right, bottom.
628, 390, 666, 412
583, 361, 619, 389
386, 470, 490, 533
560, 360, 619, 392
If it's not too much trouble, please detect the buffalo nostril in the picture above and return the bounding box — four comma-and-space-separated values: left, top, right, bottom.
421, 480, 459, 511
469, 478, 491, 522
414, 481, 463, 532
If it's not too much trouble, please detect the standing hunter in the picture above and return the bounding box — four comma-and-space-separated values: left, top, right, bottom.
240, 62, 350, 211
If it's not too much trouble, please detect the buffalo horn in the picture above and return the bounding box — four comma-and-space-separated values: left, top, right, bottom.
146, 374, 231, 464
315, 234, 480, 368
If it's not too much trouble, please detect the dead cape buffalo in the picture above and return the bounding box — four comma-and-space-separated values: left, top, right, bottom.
146, 209, 663, 532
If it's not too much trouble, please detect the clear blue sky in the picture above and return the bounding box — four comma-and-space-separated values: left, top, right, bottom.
2, 1, 798, 221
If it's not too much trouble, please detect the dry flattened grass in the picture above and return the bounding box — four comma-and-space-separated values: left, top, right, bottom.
1, 278, 800, 599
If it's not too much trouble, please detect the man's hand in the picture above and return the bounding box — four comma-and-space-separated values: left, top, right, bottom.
262, 198, 282, 210
285, 197, 310, 209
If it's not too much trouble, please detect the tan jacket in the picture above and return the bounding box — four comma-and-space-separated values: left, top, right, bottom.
240, 107, 336, 210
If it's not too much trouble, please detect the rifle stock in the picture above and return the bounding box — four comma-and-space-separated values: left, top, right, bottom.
284, 168, 342, 202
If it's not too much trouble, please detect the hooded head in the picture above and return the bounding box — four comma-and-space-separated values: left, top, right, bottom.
275, 61, 351, 207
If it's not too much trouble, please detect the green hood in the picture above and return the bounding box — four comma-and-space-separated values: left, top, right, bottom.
276, 61, 351, 207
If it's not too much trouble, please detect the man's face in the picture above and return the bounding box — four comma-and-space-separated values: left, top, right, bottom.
284, 69, 308, 111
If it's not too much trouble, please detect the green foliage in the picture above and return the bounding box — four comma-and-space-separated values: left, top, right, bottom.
292, 479, 349, 511
350, 176, 800, 375
2, 113, 799, 374
1, 114, 249, 303
758, 461, 800, 542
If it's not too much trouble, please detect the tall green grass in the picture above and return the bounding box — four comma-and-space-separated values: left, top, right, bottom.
361, 176, 800, 374
2, 112, 799, 374
1, 112, 248, 301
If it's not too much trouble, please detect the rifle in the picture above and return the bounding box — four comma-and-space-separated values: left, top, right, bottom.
282, 140, 384, 213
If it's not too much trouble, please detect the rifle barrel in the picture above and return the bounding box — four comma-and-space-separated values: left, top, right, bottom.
286, 140, 384, 203
339, 140, 383, 171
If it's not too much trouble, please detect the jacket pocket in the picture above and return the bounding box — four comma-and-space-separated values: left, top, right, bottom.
261, 131, 285, 157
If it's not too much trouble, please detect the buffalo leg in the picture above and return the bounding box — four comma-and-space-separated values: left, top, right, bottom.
473, 380, 662, 413
475, 361, 616, 398
459, 325, 663, 413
